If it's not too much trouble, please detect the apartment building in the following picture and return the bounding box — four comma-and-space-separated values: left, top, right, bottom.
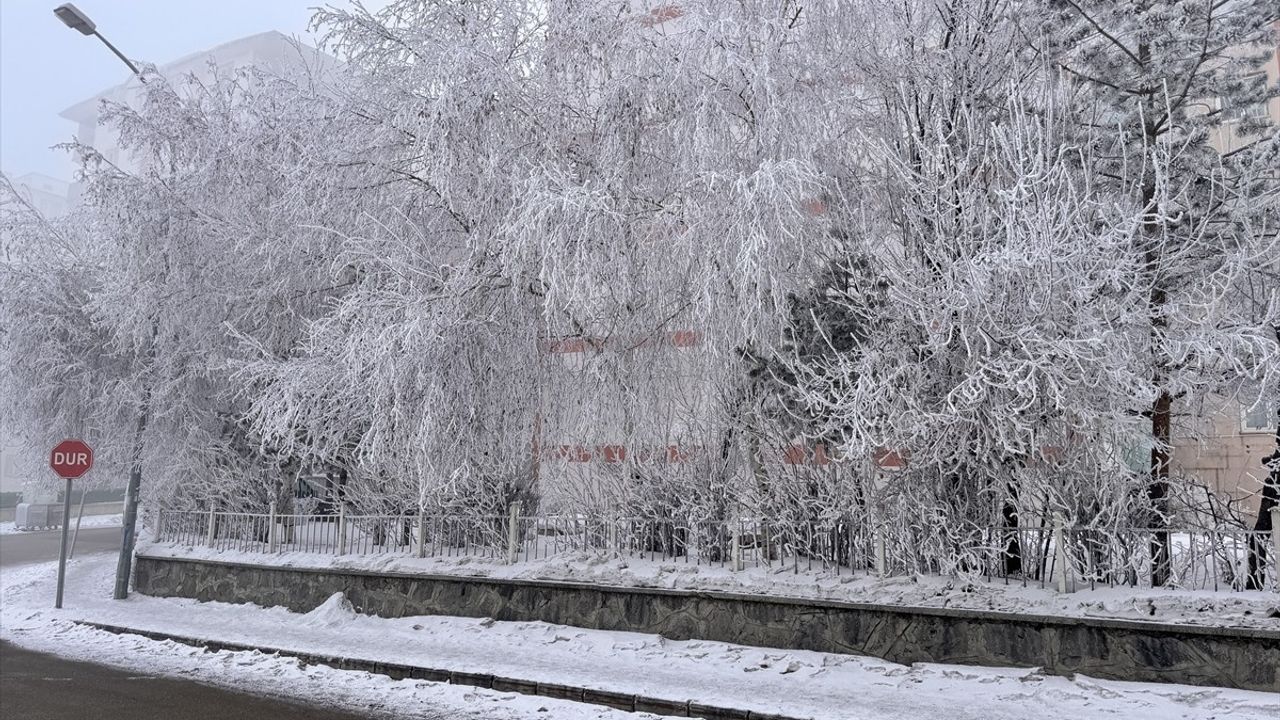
6, 172, 70, 217
59, 30, 333, 199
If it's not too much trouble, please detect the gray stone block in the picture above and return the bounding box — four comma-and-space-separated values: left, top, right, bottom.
537, 681, 585, 701
450, 670, 494, 688
582, 688, 636, 712
492, 676, 539, 694
634, 696, 691, 716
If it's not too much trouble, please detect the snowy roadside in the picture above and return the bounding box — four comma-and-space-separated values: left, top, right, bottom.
6, 553, 1279, 720
0, 556, 660, 720
0, 513, 122, 535
139, 540, 1280, 630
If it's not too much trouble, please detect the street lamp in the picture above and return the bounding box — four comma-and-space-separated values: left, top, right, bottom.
54, 3, 142, 77
53, 2, 147, 602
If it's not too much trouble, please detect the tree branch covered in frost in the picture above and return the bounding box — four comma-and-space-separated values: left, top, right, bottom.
238, 0, 862, 519
3, 1, 1276, 583
0, 178, 138, 488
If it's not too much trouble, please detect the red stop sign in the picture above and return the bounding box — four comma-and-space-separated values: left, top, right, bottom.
50, 439, 93, 479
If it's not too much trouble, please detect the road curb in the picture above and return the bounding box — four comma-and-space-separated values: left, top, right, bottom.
74, 620, 812, 720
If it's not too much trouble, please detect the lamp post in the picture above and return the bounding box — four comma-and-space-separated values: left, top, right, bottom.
54, 3, 141, 77
54, 2, 149, 601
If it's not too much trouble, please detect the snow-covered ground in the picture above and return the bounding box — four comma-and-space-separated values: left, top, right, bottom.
1, 556, 661, 720
4, 552, 1278, 719
140, 540, 1280, 630
0, 513, 122, 535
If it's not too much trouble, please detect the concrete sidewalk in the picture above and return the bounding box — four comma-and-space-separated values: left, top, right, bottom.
77, 619, 801, 720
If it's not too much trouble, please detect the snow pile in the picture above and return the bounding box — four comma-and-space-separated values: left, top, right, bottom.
5, 553, 1279, 720
301, 592, 358, 629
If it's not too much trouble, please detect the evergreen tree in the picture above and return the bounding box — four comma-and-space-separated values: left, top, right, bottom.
1040, 0, 1280, 583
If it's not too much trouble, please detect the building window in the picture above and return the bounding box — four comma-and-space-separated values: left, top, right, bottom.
1242, 399, 1276, 433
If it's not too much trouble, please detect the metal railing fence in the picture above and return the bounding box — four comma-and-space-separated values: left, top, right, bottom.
151, 507, 1280, 593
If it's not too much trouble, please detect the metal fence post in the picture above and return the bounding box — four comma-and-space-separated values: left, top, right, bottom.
205, 508, 216, 548
1272, 507, 1279, 590
150, 509, 163, 544
875, 522, 886, 578
1054, 513, 1069, 594
337, 503, 347, 556
847, 519, 856, 572
506, 502, 520, 565
731, 520, 743, 572
268, 501, 278, 553
416, 505, 427, 558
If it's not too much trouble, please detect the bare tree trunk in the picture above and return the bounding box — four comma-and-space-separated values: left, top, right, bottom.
1246, 414, 1279, 590
1002, 481, 1022, 576
1149, 388, 1173, 586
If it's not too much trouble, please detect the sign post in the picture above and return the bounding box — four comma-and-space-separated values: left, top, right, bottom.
50, 439, 93, 609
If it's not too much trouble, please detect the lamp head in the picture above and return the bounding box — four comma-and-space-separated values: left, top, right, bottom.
54, 3, 96, 35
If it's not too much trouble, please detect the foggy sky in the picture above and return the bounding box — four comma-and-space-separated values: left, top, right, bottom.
0, 0, 344, 181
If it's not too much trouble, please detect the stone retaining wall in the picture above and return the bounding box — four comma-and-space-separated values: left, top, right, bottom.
134, 554, 1280, 692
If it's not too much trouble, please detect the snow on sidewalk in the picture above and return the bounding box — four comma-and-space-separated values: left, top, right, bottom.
0, 558, 653, 720
5, 553, 1279, 720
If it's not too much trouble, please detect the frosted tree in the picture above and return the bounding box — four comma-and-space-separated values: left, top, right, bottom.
3, 57, 377, 544
768, 0, 1279, 582
768, 0, 1148, 579
1037, 0, 1280, 583
0, 178, 138, 489
240, 0, 859, 532
237, 0, 560, 524
17, 0, 1270, 586
510, 0, 840, 529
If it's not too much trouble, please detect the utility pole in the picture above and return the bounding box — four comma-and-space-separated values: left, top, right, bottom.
54, 2, 149, 600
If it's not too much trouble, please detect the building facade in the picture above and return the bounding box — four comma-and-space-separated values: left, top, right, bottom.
6, 172, 70, 218
59, 30, 334, 197
1176, 25, 1280, 522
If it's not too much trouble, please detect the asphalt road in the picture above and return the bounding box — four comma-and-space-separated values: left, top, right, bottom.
0, 526, 121, 567
0, 527, 379, 720
0, 642, 375, 720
